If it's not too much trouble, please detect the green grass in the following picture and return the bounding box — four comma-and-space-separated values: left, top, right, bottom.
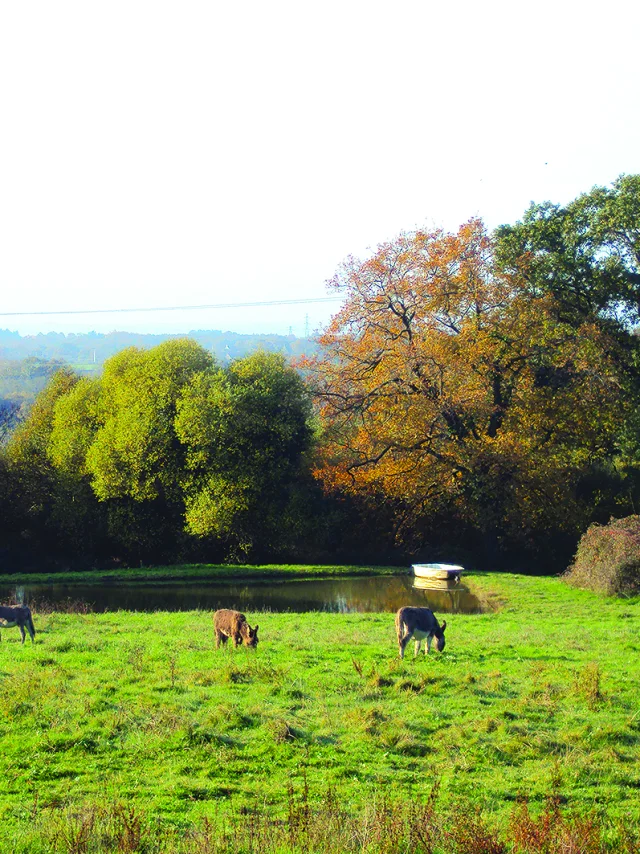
1, 573, 639, 851
0, 562, 402, 585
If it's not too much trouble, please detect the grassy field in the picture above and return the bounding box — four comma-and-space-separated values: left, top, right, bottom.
0, 563, 401, 585
1, 573, 639, 852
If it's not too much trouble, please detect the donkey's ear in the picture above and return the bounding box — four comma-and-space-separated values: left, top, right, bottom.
441, 620, 447, 632
254, 625, 259, 634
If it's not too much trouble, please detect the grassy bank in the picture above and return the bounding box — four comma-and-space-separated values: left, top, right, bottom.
1, 573, 639, 851
0, 562, 402, 585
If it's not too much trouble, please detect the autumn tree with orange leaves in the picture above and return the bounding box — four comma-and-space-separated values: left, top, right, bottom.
307, 219, 625, 551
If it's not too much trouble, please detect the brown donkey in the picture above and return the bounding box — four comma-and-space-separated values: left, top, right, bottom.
213, 609, 259, 649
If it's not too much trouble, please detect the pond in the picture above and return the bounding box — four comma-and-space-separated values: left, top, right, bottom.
1, 574, 487, 614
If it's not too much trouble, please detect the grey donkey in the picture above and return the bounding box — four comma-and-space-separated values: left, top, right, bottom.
0, 605, 36, 644
395, 606, 446, 658
213, 609, 259, 649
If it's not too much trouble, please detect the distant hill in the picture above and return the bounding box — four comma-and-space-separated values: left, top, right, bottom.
0, 328, 320, 367
0, 329, 321, 438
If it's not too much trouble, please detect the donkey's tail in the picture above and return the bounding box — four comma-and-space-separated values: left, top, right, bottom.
25, 607, 36, 639
394, 609, 404, 644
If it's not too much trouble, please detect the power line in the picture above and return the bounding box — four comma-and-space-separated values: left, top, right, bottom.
0, 296, 343, 318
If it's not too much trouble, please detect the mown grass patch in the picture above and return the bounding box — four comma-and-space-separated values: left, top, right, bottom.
0, 562, 402, 585
0, 573, 638, 850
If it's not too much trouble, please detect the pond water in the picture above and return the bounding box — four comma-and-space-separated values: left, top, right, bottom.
1, 575, 487, 614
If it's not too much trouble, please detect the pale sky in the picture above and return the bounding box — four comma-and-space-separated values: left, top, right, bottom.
1, 0, 638, 338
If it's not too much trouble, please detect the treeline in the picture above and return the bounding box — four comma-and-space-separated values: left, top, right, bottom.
0, 328, 319, 365
1, 176, 639, 572
0, 357, 68, 437
0, 344, 393, 569
0, 331, 319, 443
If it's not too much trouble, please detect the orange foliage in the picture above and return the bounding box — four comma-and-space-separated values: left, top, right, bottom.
306, 219, 623, 537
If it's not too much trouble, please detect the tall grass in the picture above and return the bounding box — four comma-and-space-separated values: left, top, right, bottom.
16, 784, 640, 853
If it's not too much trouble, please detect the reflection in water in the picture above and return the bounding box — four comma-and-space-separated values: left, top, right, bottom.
412, 577, 471, 613
0, 575, 486, 615
412, 578, 462, 590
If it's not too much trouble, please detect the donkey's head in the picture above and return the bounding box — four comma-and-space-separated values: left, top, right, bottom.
243, 623, 259, 648
434, 619, 446, 652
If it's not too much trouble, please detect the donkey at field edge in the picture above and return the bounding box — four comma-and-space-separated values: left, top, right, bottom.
213, 609, 259, 649
395, 606, 445, 658
0, 605, 36, 644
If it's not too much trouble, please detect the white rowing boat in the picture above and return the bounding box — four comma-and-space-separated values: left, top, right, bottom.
412, 563, 464, 582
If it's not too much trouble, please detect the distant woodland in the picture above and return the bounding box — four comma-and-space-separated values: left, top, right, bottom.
1, 176, 639, 573
0, 329, 319, 411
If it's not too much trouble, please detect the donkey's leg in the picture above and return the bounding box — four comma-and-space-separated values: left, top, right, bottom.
19, 624, 26, 644
414, 638, 422, 657
215, 630, 226, 649
426, 635, 432, 654
399, 631, 413, 659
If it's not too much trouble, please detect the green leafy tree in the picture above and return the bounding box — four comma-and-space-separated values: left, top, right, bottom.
495, 178, 640, 512
78, 339, 215, 561
494, 174, 640, 325
48, 377, 101, 475
175, 350, 314, 558
86, 339, 214, 504
3, 368, 96, 557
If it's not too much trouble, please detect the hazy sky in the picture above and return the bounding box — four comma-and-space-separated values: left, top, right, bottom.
1, 0, 638, 338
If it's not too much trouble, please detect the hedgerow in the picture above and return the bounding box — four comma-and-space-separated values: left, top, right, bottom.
565, 515, 640, 595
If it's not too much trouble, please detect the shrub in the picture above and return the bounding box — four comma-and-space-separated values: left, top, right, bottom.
565, 515, 640, 595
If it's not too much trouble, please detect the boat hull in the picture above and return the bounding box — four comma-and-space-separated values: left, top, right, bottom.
412, 563, 464, 581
